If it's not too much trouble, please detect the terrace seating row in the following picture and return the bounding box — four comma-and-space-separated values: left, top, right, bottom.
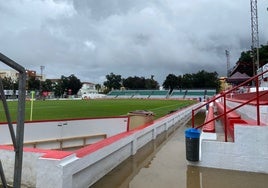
169, 90, 186, 99
215, 102, 258, 140
107, 90, 169, 99
206, 89, 217, 96
107, 89, 216, 99
149, 90, 169, 99
215, 102, 241, 140
186, 90, 205, 96
170, 89, 216, 99
132, 90, 152, 99
202, 106, 215, 133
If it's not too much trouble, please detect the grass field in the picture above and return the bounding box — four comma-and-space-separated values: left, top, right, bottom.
0, 99, 196, 122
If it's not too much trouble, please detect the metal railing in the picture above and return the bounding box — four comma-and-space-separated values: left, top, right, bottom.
192, 69, 268, 142
0, 53, 26, 188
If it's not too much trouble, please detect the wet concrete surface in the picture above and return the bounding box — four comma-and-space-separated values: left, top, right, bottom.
91, 112, 268, 188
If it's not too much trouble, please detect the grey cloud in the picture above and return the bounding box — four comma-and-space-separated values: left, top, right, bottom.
0, 0, 267, 85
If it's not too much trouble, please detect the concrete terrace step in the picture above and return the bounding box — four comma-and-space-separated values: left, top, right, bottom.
202, 102, 261, 142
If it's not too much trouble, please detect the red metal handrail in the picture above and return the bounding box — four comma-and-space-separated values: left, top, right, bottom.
192, 69, 268, 142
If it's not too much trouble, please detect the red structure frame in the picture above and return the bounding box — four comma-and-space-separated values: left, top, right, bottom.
192, 69, 268, 142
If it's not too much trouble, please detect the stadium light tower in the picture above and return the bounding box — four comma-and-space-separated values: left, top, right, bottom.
225, 50, 230, 77
40, 65, 45, 81
39, 65, 45, 97
250, 0, 260, 75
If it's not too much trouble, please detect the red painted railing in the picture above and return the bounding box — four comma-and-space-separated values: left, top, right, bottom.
192, 69, 268, 142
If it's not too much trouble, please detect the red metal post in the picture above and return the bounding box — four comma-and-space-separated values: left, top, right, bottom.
256, 77, 260, 125
223, 95, 227, 142
192, 109, 195, 128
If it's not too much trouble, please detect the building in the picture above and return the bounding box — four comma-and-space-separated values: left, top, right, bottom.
0, 69, 45, 81
0, 69, 18, 81
78, 82, 105, 99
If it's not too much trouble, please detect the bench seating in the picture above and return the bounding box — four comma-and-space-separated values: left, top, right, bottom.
215, 102, 241, 140
203, 106, 215, 133
216, 102, 241, 119
7, 133, 107, 150
215, 102, 261, 141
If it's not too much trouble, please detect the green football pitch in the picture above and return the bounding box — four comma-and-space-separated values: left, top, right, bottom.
1, 99, 196, 122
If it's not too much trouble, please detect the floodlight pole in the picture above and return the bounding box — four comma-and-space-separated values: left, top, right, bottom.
225, 50, 230, 77
250, 0, 260, 75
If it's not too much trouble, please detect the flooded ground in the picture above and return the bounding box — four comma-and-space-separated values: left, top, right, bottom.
91, 111, 268, 188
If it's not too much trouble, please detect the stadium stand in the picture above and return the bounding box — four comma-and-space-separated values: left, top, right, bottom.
169, 90, 186, 99
106, 89, 216, 99
132, 90, 152, 99
118, 90, 136, 98
149, 90, 169, 99
205, 89, 217, 96
185, 89, 205, 99
106, 90, 121, 98
183, 89, 216, 100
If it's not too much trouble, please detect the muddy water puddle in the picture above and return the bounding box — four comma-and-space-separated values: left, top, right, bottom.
91, 111, 268, 188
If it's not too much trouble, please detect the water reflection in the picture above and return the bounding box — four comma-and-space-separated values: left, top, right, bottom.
90, 125, 177, 188
187, 166, 200, 188
187, 165, 268, 188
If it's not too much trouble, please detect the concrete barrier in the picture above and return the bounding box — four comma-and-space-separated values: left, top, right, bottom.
0, 103, 201, 188
0, 117, 128, 145
195, 125, 268, 174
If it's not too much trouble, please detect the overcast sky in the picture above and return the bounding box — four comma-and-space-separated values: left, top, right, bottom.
0, 0, 267, 85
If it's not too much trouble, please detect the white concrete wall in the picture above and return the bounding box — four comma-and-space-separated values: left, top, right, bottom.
0, 117, 128, 144
193, 125, 268, 174
0, 148, 46, 187
0, 103, 199, 188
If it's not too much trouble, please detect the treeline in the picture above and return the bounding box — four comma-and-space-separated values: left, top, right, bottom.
1, 74, 82, 97
163, 70, 220, 92
236, 44, 268, 76
103, 70, 221, 93
103, 73, 159, 92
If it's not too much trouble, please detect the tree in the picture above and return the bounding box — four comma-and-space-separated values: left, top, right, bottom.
170, 70, 221, 92
57, 75, 82, 96
178, 75, 182, 89
53, 82, 62, 98
123, 76, 145, 89
49, 74, 82, 98
192, 70, 220, 91
95, 84, 101, 92
123, 76, 159, 90
1, 76, 14, 89
235, 44, 268, 76
28, 76, 40, 91
162, 74, 179, 92
193, 70, 206, 88
145, 78, 159, 89
41, 79, 53, 92
259, 44, 268, 66
103, 73, 122, 91
238, 51, 252, 63
68, 74, 82, 95
181, 73, 193, 89
58, 76, 69, 97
